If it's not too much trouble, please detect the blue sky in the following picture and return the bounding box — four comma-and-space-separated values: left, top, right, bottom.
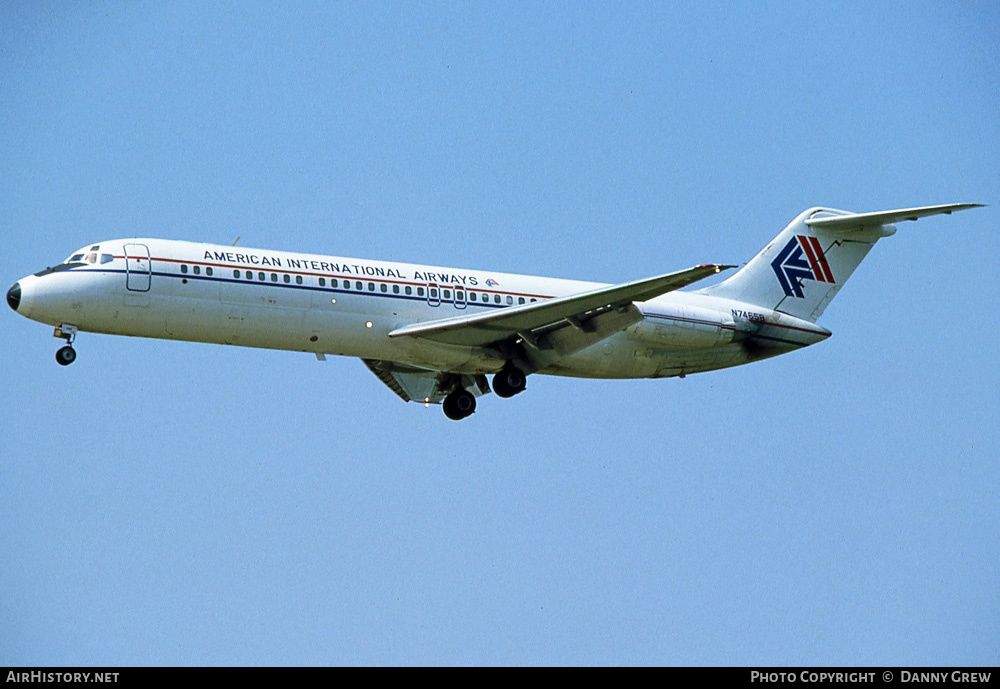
1, 1, 997, 665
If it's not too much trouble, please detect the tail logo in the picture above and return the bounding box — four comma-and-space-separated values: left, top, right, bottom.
771, 235, 835, 298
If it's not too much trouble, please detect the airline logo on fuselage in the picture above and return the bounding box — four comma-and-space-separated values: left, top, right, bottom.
771, 235, 835, 298
202, 250, 479, 285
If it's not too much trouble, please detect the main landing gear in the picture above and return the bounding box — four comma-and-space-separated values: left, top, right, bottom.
440, 364, 528, 421
492, 363, 527, 398
53, 324, 79, 366
443, 388, 476, 421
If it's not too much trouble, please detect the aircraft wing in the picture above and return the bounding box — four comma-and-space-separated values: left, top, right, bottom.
388, 264, 732, 371
805, 203, 983, 232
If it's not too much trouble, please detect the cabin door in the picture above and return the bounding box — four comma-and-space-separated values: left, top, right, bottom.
124, 243, 151, 292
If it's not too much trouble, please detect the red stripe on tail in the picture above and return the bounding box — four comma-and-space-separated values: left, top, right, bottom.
808, 236, 835, 283
797, 235, 827, 283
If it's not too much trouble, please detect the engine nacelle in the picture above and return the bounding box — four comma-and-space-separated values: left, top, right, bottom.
628, 305, 736, 348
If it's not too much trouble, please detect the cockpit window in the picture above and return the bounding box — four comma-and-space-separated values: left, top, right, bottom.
64, 246, 108, 265
37, 250, 90, 276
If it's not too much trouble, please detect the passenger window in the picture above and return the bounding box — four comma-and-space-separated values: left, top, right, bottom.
456, 290, 464, 300
233, 269, 240, 278
319, 277, 326, 286
296, 275, 303, 284
283, 274, 290, 283
270, 273, 277, 282
181, 264, 188, 274
392, 285, 399, 294
355, 281, 362, 290
405, 286, 412, 295
331, 278, 338, 288
506, 296, 513, 305
469, 293, 477, 302
206, 267, 213, 276
257, 272, 264, 281
246, 271, 253, 279
430, 288, 438, 298
193, 265, 201, 275
518, 297, 525, 304
368, 282, 375, 291
494, 295, 501, 304
443, 289, 451, 299
417, 287, 424, 296
380, 284, 387, 292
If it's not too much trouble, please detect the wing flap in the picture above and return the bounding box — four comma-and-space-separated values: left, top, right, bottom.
361, 359, 490, 405
388, 264, 733, 347
361, 358, 416, 402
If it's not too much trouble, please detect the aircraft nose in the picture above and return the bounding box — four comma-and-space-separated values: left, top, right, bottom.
6, 282, 20, 312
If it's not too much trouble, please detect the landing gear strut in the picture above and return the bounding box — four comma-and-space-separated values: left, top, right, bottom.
492, 363, 527, 398
443, 389, 476, 420
53, 324, 78, 366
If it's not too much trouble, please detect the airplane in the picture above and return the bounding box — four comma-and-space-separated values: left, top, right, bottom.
6, 203, 981, 420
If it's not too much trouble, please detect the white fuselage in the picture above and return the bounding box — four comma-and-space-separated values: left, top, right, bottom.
10, 238, 830, 381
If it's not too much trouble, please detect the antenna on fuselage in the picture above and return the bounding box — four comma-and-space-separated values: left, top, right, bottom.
232, 236, 241, 247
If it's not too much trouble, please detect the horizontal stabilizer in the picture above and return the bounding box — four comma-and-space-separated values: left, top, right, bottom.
805, 203, 983, 232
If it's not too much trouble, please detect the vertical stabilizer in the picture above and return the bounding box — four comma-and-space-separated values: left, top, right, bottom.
696, 204, 981, 322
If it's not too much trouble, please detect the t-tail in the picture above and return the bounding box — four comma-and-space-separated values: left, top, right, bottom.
696, 204, 983, 322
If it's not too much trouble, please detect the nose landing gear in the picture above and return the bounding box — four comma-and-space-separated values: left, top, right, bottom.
56, 346, 77, 366
53, 324, 79, 366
